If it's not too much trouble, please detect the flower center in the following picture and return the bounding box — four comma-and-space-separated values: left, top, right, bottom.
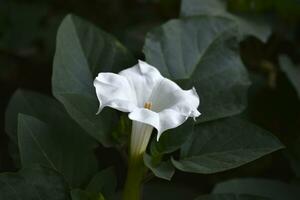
144, 102, 152, 110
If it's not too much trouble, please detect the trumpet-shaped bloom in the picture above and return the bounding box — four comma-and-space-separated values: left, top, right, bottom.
94, 60, 200, 156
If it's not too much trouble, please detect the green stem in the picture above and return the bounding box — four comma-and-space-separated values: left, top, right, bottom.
123, 155, 146, 200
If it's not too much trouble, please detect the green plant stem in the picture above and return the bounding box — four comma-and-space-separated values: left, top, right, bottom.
123, 155, 146, 200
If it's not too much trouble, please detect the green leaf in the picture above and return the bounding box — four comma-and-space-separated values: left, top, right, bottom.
5, 89, 95, 169
0, 165, 70, 200
5, 90, 66, 149
213, 178, 300, 200
180, 0, 271, 42
52, 14, 135, 146
18, 114, 98, 188
279, 55, 300, 99
5, 90, 98, 188
144, 16, 250, 123
86, 167, 117, 198
144, 119, 194, 180
71, 189, 105, 200
150, 119, 194, 156
144, 153, 175, 180
172, 117, 284, 174
195, 194, 269, 200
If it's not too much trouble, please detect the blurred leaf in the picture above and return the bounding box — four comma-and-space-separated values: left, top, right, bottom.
144, 119, 194, 180
86, 167, 117, 198
71, 189, 105, 200
279, 55, 300, 99
195, 194, 269, 200
180, 0, 271, 42
172, 117, 284, 174
150, 119, 194, 156
0, 1, 48, 50
227, 0, 273, 12
0, 165, 70, 200
0, 2, 8, 34
274, 0, 300, 18
144, 16, 250, 123
213, 178, 300, 200
144, 154, 175, 180
111, 114, 131, 146
227, 0, 300, 18
52, 14, 135, 146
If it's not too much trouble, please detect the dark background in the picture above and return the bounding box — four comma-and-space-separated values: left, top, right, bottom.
1, 0, 300, 194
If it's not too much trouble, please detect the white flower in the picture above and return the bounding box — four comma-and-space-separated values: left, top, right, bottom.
94, 60, 200, 157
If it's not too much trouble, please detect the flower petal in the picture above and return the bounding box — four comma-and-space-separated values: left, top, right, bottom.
128, 108, 160, 130
150, 78, 200, 117
94, 72, 137, 113
119, 60, 164, 107
156, 109, 189, 140
128, 108, 190, 141
130, 78, 200, 140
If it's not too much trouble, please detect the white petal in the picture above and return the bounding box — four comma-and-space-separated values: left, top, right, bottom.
128, 78, 200, 140
119, 60, 164, 107
150, 78, 200, 117
128, 108, 189, 141
169, 87, 201, 118
156, 109, 189, 140
94, 73, 137, 113
128, 108, 160, 130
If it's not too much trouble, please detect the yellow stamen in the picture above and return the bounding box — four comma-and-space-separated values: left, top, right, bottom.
144, 102, 152, 110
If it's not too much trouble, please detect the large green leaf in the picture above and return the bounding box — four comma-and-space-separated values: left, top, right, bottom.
52, 14, 135, 146
180, 0, 271, 42
213, 178, 300, 200
5, 90, 68, 166
5, 90, 66, 148
0, 165, 70, 200
195, 194, 269, 200
5, 90, 98, 188
144, 16, 250, 123
18, 114, 98, 188
279, 55, 300, 98
172, 117, 283, 174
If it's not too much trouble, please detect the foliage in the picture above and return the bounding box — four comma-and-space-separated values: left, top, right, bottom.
213, 178, 300, 200
0, 165, 71, 200
1, 0, 300, 199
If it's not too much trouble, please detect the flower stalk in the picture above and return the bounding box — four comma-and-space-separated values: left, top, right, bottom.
123, 153, 146, 200
123, 103, 154, 200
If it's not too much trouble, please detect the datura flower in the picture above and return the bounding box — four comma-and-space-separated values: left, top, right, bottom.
94, 60, 200, 157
